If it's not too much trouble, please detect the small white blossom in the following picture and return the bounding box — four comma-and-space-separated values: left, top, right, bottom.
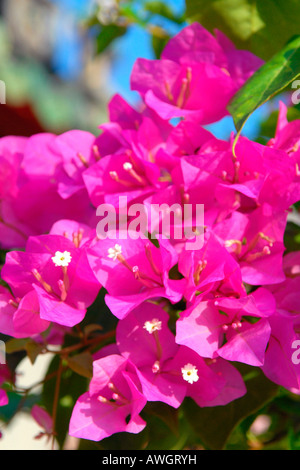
107, 244, 122, 261
51, 251, 72, 268
143, 318, 162, 334
181, 363, 199, 384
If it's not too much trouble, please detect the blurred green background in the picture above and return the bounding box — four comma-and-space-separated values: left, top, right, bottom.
1, 0, 300, 451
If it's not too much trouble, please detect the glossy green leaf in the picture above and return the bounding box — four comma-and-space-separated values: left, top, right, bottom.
144, 1, 185, 24
183, 365, 278, 450
151, 33, 170, 58
97, 24, 127, 54
186, 0, 300, 60
228, 35, 300, 136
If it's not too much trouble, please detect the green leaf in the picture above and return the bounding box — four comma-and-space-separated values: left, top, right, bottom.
25, 340, 45, 365
66, 352, 93, 379
288, 426, 300, 450
144, 1, 185, 24
186, 0, 300, 60
5, 338, 29, 354
0, 392, 39, 423
151, 33, 170, 58
143, 402, 179, 436
97, 24, 127, 54
228, 35, 300, 137
183, 365, 278, 450
0, 250, 6, 266
5, 338, 44, 365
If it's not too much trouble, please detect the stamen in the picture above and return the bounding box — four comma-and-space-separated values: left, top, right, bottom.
58, 279, 68, 302
152, 360, 160, 374
109, 170, 135, 188
241, 232, 274, 260
258, 232, 274, 246
245, 245, 271, 262
233, 161, 240, 183
8, 299, 19, 309
109, 170, 118, 181
111, 393, 128, 404
123, 162, 147, 186
108, 382, 118, 393
193, 259, 207, 285
221, 67, 230, 76
145, 243, 161, 277
32, 269, 53, 294
107, 382, 128, 404
224, 239, 242, 256
72, 229, 84, 248
179, 185, 190, 205
62, 265, 70, 292
77, 152, 89, 168
97, 395, 108, 403
123, 162, 133, 171
164, 80, 174, 102
133, 266, 158, 288
186, 66, 192, 84
287, 143, 300, 155
148, 151, 155, 163
176, 78, 188, 108
221, 170, 228, 181
176, 67, 192, 108
92, 145, 101, 161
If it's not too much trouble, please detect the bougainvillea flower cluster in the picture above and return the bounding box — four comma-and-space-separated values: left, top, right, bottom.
0, 23, 300, 443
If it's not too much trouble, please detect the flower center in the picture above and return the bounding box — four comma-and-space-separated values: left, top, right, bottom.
181, 363, 199, 384
143, 318, 162, 334
107, 243, 163, 289
52, 251, 72, 268
107, 244, 122, 261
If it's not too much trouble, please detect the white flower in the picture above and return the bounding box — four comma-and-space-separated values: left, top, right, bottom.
52, 251, 72, 268
107, 244, 122, 261
181, 363, 199, 384
143, 318, 162, 334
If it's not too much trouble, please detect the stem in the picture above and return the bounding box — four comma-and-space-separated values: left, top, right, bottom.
52, 358, 63, 450
15, 368, 65, 395
47, 330, 116, 356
